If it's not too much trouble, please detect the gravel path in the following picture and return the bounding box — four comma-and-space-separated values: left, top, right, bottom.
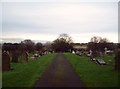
34, 53, 85, 88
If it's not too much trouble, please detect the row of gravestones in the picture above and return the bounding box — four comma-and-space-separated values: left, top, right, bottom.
73, 49, 120, 71
2, 51, 28, 71
72, 50, 87, 56
87, 50, 106, 65
89, 49, 120, 71
73, 50, 107, 65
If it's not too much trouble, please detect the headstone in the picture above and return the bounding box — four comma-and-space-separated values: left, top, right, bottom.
34, 53, 39, 57
87, 50, 92, 57
90, 56, 96, 61
96, 59, 106, 65
115, 49, 120, 71
2, 51, 10, 71
89, 50, 92, 55
72, 51, 75, 54
11, 51, 19, 63
21, 51, 28, 63
75, 51, 80, 55
104, 47, 107, 55
92, 58, 96, 61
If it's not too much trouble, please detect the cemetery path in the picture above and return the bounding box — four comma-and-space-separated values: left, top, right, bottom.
34, 53, 85, 88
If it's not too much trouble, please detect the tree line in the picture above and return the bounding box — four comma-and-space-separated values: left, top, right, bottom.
2, 34, 119, 53
2, 34, 120, 71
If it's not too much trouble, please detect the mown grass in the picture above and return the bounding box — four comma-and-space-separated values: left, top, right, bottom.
64, 53, 119, 87
96, 54, 115, 66
2, 53, 55, 87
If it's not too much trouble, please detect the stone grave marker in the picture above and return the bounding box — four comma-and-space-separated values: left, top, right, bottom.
2, 51, 10, 71
11, 50, 19, 63
75, 51, 80, 55
90, 56, 96, 61
115, 49, 120, 71
34, 53, 40, 57
72, 51, 75, 54
96, 59, 106, 65
21, 51, 28, 63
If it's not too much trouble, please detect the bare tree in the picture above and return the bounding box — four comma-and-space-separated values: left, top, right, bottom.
44, 41, 52, 51
88, 36, 110, 57
91, 36, 109, 43
21, 39, 35, 53
58, 33, 73, 43
52, 33, 73, 52
90, 36, 102, 43
99, 38, 109, 43
35, 42, 43, 51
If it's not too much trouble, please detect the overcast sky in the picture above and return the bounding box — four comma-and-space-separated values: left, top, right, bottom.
1, 0, 119, 43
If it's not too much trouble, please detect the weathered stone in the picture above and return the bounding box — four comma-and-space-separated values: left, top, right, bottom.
11, 51, 19, 63
21, 51, 28, 63
34, 53, 40, 57
96, 59, 106, 65
2, 51, 10, 71
115, 50, 120, 71
90, 57, 96, 61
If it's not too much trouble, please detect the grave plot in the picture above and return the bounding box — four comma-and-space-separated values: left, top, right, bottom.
96, 59, 106, 65
2, 51, 11, 71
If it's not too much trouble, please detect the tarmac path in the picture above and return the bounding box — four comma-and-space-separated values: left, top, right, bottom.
34, 53, 85, 88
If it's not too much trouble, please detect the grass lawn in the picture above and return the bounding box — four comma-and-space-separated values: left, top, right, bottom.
64, 53, 119, 87
2, 53, 55, 87
96, 54, 115, 66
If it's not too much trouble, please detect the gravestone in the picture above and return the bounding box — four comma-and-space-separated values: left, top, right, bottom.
76, 51, 81, 55
2, 51, 10, 71
96, 59, 106, 65
34, 53, 40, 57
115, 49, 120, 71
104, 47, 107, 55
11, 51, 19, 63
89, 51, 96, 61
21, 51, 28, 63
90, 56, 96, 61
87, 50, 92, 57
72, 51, 75, 54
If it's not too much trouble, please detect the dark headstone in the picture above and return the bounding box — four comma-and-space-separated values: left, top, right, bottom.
2, 51, 10, 71
96, 59, 106, 65
11, 51, 19, 63
115, 50, 120, 71
21, 51, 28, 63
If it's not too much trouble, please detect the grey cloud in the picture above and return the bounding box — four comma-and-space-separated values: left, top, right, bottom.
2, 2, 118, 42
